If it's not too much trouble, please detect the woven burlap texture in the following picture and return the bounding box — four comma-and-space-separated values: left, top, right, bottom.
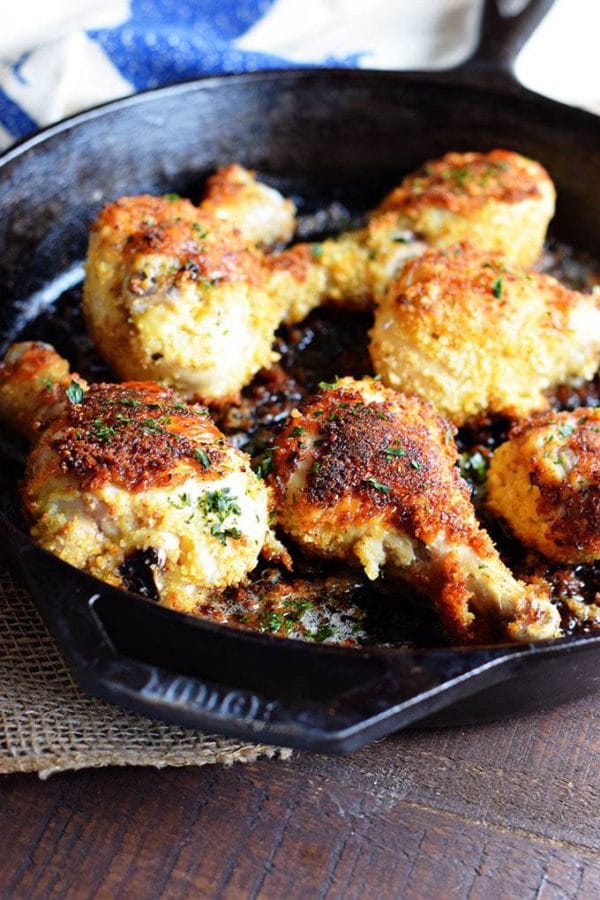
0, 566, 290, 778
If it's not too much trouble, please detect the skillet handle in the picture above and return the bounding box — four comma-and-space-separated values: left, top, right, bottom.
456, 0, 556, 82
2, 517, 523, 753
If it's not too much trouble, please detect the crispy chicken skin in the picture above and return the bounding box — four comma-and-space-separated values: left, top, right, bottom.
374, 149, 555, 268
1, 344, 279, 613
83, 194, 290, 404
280, 149, 555, 321
487, 408, 600, 564
200, 164, 296, 247
269, 377, 560, 644
277, 226, 425, 324
370, 245, 600, 425
0, 341, 87, 439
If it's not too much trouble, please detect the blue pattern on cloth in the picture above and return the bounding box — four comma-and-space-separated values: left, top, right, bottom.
0, 0, 362, 145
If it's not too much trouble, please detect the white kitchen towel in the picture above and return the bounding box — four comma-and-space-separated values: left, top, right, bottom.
0, 0, 598, 150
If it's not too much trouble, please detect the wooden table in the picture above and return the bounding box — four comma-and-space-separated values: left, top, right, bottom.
2, 695, 599, 899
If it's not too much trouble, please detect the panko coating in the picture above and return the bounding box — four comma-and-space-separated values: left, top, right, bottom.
0, 351, 280, 613
375, 149, 555, 268
487, 408, 600, 564
200, 163, 296, 247
370, 245, 600, 425
279, 148, 555, 321
0, 341, 87, 439
277, 225, 425, 324
83, 194, 289, 404
269, 376, 560, 644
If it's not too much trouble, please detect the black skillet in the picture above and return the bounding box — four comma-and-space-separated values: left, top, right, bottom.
1, 0, 599, 753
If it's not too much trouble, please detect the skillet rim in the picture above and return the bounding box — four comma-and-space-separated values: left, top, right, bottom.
0, 66, 599, 660
1, 65, 598, 172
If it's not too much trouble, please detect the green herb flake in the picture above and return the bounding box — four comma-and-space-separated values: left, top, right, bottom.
289, 426, 306, 439
318, 378, 338, 391
256, 449, 273, 479
193, 448, 211, 469
364, 476, 391, 495
459, 450, 488, 485
311, 243, 324, 259
164, 192, 181, 201
192, 223, 208, 237
199, 487, 242, 545
383, 446, 406, 458
492, 277, 503, 299
91, 418, 117, 442
309, 624, 335, 643
557, 423, 575, 438
66, 380, 84, 405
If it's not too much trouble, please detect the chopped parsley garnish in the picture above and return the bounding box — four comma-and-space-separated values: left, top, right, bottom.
364, 476, 391, 494
164, 192, 181, 201
255, 449, 273, 479
459, 450, 488, 486
193, 448, 211, 469
308, 624, 335, 643
192, 223, 208, 237
492, 277, 503, 299
410, 459, 422, 471
557, 423, 575, 438
119, 397, 142, 407
66, 380, 84, 405
90, 418, 117, 442
383, 446, 406, 458
259, 612, 288, 634
289, 426, 306, 438
39, 376, 53, 392
198, 487, 242, 545
141, 416, 171, 435
318, 378, 338, 391
311, 461, 321, 474
311, 244, 324, 258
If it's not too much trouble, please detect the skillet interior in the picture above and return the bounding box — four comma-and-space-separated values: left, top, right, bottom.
1, 71, 599, 747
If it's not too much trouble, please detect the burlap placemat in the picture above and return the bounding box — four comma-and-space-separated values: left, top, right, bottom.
0, 566, 290, 778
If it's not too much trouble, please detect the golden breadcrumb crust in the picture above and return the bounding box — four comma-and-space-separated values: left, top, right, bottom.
270, 377, 560, 644
0, 342, 86, 439
370, 245, 600, 424
83, 195, 287, 403
488, 408, 600, 564
375, 149, 555, 267
22, 380, 275, 613
200, 163, 296, 246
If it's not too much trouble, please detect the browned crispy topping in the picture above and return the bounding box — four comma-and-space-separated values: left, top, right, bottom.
51, 381, 221, 490
272, 383, 476, 546
514, 411, 600, 554
268, 244, 313, 282
390, 244, 574, 312
95, 195, 264, 288
202, 164, 254, 208
379, 150, 544, 216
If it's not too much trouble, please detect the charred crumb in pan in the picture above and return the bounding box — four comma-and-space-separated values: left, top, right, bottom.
51, 382, 220, 491
119, 547, 163, 601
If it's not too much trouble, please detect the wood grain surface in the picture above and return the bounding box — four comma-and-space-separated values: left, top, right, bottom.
2, 695, 599, 899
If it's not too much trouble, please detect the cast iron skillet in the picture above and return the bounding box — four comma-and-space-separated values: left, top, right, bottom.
1, 0, 599, 753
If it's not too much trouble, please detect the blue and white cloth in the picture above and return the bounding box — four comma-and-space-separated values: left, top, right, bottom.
0, 0, 597, 150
